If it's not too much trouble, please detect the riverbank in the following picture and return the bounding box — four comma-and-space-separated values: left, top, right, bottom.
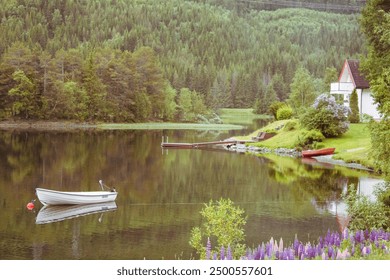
232, 119, 376, 173
0, 120, 244, 131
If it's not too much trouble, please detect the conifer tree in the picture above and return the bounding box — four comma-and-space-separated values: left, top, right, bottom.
348, 89, 359, 123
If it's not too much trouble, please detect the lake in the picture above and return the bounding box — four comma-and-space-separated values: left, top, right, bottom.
0, 127, 382, 259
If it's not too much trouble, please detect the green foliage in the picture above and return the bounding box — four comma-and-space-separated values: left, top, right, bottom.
282, 119, 298, 131
300, 94, 349, 137
295, 129, 325, 148
348, 89, 360, 123
276, 104, 293, 120
189, 198, 247, 260
323, 67, 338, 92
134, 92, 152, 121
343, 184, 390, 231
369, 120, 390, 178
0, 0, 365, 119
177, 88, 207, 122
288, 67, 318, 113
360, 0, 390, 179
162, 84, 177, 121
268, 101, 286, 119
8, 70, 37, 119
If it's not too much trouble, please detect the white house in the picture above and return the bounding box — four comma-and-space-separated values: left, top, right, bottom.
330, 59, 380, 119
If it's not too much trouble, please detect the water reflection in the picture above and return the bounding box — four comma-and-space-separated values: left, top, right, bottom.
0, 129, 383, 259
36, 202, 117, 224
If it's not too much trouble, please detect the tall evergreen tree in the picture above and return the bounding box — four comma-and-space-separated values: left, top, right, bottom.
82, 52, 107, 120
348, 89, 359, 123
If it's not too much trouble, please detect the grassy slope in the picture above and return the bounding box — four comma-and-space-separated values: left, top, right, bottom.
218, 108, 271, 125
243, 120, 374, 168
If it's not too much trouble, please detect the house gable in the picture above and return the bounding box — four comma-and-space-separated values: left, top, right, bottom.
339, 59, 370, 89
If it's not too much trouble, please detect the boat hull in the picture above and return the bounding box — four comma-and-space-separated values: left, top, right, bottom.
36, 202, 117, 224
36, 188, 118, 206
302, 147, 335, 158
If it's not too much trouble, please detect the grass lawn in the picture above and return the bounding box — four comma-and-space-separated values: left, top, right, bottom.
244, 120, 375, 169
218, 108, 271, 125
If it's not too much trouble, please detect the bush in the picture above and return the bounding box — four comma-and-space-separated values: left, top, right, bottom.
300, 94, 349, 137
189, 198, 247, 260
348, 89, 360, 123
343, 184, 390, 231
276, 105, 293, 120
295, 129, 325, 148
269, 101, 286, 119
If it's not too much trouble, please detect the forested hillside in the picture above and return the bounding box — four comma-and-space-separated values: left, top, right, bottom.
202, 0, 367, 13
0, 0, 365, 122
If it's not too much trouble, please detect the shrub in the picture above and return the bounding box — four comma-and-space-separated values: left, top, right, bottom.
189, 198, 247, 260
348, 89, 360, 123
269, 101, 286, 119
343, 184, 390, 231
276, 105, 293, 120
295, 129, 325, 148
300, 94, 350, 137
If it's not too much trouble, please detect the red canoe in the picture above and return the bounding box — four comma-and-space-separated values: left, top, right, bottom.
302, 147, 335, 158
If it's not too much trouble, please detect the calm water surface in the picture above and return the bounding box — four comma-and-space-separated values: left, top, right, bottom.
0, 128, 382, 259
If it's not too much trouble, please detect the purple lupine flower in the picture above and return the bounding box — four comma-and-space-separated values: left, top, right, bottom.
370, 230, 377, 242
259, 243, 265, 260
275, 250, 280, 260
318, 236, 324, 248
354, 230, 362, 243
286, 248, 294, 260
265, 242, 272, 259
293, 236, 300, 257
298, 243, 304, 260
269, 238, 275, 255
316, 244, 323, 256
220, 246, 225, 260
336, 249, 343, 260
325, 230, 332, 245
342, 228, 349, 240
279, 238, 284, 252
328, 246, 334, 259
226, 245, 233, 260
206, 238, 211, 260
213, 253, 218, 260
246, 248, 252, 260
253, 246, 261, 260
362, 246, 367, 256
334, 234, 341, 247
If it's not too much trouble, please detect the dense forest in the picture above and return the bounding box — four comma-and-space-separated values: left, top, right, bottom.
0, 0, 365, 122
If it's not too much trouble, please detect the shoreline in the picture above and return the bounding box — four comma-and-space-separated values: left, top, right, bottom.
0, 120, 243, 131
225, 139, 376, 173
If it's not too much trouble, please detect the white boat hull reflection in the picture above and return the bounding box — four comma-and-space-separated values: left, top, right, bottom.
36, 202, 117, 224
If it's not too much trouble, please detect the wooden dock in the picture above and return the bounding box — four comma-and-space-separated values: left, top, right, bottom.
161, 137, 253, 149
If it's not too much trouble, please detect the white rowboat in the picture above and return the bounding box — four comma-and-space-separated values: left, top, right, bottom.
36, 181, 117, 205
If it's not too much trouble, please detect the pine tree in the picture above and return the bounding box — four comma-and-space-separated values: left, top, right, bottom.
348, 89, 359, 123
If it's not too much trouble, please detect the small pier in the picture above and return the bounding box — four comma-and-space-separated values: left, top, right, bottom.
161, 136, 253, 149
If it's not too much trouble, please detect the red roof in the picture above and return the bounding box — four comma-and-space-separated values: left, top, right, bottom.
346, 59, 370, 89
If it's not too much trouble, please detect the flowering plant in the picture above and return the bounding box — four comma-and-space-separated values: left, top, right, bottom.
300, 94, 350, 137
205, 229, 390, 260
